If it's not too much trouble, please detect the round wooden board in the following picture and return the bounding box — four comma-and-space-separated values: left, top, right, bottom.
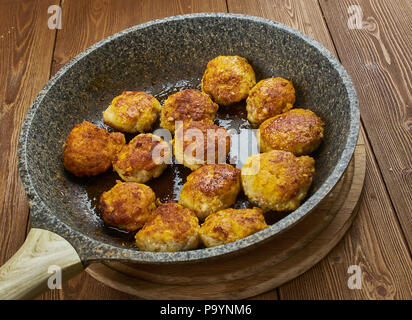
86, 135, 366, 299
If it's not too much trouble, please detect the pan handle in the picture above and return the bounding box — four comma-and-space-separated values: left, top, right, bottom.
0, 228, 84, 299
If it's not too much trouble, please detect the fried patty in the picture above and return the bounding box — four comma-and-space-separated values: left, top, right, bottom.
63, 121, 125, 177
135, 202, 200, 252
199, 207, 268, 247
241, 150, 315, 212
179, 164, 241, 220
201, 56, 256, 106
112, 133, 171, 183
246, 77, 295, 124
173, 121, 231, 170
103, 91, 161, 133
160, 89, 218, 133
258, 108, 324, 155
99, 180, 156, 232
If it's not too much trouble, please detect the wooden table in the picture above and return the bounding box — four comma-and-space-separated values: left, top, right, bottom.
0, 0, 410, 300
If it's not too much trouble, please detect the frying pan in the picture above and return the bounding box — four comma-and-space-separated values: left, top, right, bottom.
0, 13, 359, 299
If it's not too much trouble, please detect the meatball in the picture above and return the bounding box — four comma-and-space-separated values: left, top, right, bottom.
63, 121, 125, 177
112, 133, 171, 183
99, 181, 156, 232
173, 121, 231, 171
103, 91, 161, 133
246, 77, 296, 124
160, 89, 218, 133
241, 150, 315, 212
179, 164, 241, 220
199, 208, 268, 247
258, 108, 325, 155
135, 202, 200, 252
201, 55, 256, 106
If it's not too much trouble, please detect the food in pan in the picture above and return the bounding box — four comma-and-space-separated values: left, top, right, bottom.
103, 91, 161, 133
135, 202, 200, 252
173, 121, 231, 170
199, 208, 268, 247
62, 121, 125, 177
246, 77, 295, 124
179, 164, 241, 220
201, 55, 256, 106
112, 133, 170, 183
258, 108, 324, 155
159, 89, 218, 133
62, 54, 326, 252
99, 181, 156, 232
241, 150, 315, 212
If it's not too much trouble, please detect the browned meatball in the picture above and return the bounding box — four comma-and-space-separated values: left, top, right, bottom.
135, 202, 200, 252
179, 164, 241, 220
173, 121, 231, 171
241, 150, 315, 212
103, 91, 161, 133
246, 77, 295, 124
99, 181, 156, 232
112, 133, 171, 183
199, 208, 268, 247
201, 56, 256, 106
258, 108, 325, 155
62, 121, 125, 177
160, 89, 218, 132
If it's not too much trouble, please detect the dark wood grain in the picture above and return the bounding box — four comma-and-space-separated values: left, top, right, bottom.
227, 0, 412, 299
0, 0, 58, 267
249, 290, 278, 300
319, 0, 412, 248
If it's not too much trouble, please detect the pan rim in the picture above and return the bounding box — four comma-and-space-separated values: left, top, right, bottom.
17, 12, 360, 264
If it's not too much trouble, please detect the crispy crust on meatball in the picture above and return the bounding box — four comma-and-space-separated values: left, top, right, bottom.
99, 181, 156, 232
179, 164, 241, 220
112, 133, 171, 183
62, 121, 125, 177
135, 202, 200, 252
246, 77, 296, 124
258, 108, 325, 155
199, 208, 268, 247
160, 89, 218, 133
201, 56, 256, 106
173, 121, 231, 171
103, 91, 161, 133
241, 150, 315, 212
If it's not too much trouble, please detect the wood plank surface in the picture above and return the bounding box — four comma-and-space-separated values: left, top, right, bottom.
0, 0, 58, 273
38, 0, 230, 300
319, 0, 412, 248
228, 0, 412, 299
279, 128, 412, 299
51, 0, 228, 75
